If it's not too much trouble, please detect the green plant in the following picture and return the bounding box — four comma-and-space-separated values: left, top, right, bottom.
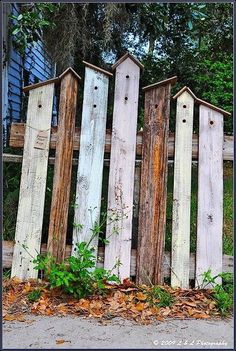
28, 289, 41, 302
10, 3, 58, 53
33, 241, 120, 299
148, 286, 174, 308
3, 268, 11, 280
201, 270, 233, 316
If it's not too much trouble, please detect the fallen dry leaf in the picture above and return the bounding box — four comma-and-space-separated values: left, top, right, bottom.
56, 339, 65, 344
136, 292, 147, 301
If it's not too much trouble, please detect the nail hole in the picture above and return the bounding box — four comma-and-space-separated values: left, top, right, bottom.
183, 119, 186, 123
183, 105, 187, 108
20, 265, 22, 267
94, 86, 98, 90
27, 268, 30, 271
210, 121, 214, 125
125, 97, 128, 101
38, 104, 42, 108
126, 75, 129, 79
93, 104, 97, 108
20, 252, 22, 255
155, 104, 158, 108
74, 248, 77, 251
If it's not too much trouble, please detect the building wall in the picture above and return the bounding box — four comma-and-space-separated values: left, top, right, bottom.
5, 3, 55, 131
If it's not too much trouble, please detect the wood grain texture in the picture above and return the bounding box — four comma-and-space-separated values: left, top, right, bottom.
9, 123, 233, 161
104, 57, 140, 280
171, 91, 194, 288
132, 166, 141, 249
196, 105, 224, 287
72, 67, 109, 258
136, 84, 171, 285
47, 72, 78, 262
4, 241, 233, 277
11, 84, 54, 279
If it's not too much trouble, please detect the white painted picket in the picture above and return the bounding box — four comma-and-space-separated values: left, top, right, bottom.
11, 83, 54, 279
195, 105, 224, 287
171, 88, 195, 288
72, 64, 111, 260
104, 54, 142, 280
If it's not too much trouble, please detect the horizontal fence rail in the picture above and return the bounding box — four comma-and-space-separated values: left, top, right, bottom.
8, 123, 234, 160
3, 241, 233, 278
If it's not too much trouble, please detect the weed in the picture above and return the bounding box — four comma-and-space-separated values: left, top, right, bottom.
28, 289, 41, 302
201, 269, 233, 316
3, 268, 11, 280
148, 286, 174, 308
33, 242, 120, 299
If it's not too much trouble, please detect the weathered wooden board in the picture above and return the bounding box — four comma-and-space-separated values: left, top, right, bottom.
4, 241, 233, 277
11, 83, 54, 279
196, 105, 224, 287
72, 65, 110, 258
104, 55, 141, 280
136, 82, 173, 285
9, 122, 233, 160
132, 166, 141, 249
171, 91, 194, 288
47, 70, 79, 262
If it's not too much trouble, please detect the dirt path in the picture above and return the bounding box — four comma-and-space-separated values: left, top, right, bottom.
3, 315, 233, 349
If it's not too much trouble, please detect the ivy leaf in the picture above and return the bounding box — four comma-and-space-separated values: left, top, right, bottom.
12, 28, 20, 35
188, 20, 193, 30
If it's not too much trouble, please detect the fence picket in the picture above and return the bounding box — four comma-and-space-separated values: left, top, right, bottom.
104, 53, 142, 280
136, 77, 177, 285
196, 105, 224, 286
11, 82, 54, 279
72, 63, 111, 259
171, 88, 195, 288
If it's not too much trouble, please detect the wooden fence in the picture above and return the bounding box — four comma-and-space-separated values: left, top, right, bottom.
3, 53, 233, 288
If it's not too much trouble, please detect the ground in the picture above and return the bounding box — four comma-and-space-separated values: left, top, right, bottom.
3, 315, 234, 349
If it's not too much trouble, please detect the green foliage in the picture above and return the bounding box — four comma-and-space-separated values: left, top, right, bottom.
28, 289, 41, 302
148, 286, 174, 308
3, 269, 11, 280
10, 3, 57, 54
3, 160, 21, 241
194, 58, 233, 132
201, 270, 233, 317
33, 242, 120, 298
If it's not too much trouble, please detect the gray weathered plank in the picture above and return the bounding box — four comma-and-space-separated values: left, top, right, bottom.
104, 55, 141, 280
72, 66, 110, 259
11, 83, 54, 279
171, 91, 194, 288
196, 105, 224, 287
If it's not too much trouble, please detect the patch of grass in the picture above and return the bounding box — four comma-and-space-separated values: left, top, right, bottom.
148, 286, 174, 308
27, 289, 42, 302
3, 268, 11, 280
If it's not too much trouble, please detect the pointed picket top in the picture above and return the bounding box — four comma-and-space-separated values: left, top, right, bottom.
173, 86, 197, 100
83, 61, 113, 77
196, 97, 231, 117
112, 52, 144, 71
59, 67, 82, 81
142, 76, 177, 92
23, 77, 60, 93
23, 67, 81, 93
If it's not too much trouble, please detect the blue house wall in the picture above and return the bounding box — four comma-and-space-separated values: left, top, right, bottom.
5, 3, 55, 130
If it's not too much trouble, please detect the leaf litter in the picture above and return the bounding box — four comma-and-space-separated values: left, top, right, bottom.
3, 277, 223, 324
